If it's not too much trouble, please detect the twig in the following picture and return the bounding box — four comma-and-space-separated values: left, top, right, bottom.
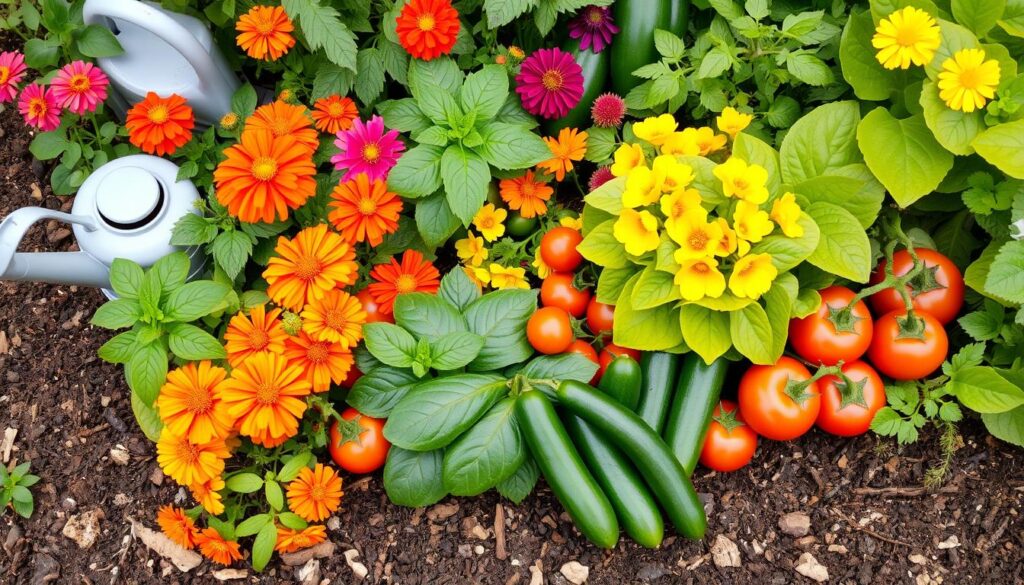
494, 503, 507, 561
833, 510, 913, 548
852, 485, 959, 497
78, 422, 110, 438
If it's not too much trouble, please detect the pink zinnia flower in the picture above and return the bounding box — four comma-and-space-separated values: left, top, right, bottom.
568, 6, 620, 53
50, 61, 109, 115
18, 84, 61, 132
588, 166, 614, 192
591, 93, 626, 127
515, 48, 584, 120
0, 51, 28, 104
331, 115, 405, 182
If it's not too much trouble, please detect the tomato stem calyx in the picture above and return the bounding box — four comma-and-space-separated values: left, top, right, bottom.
333, 415, 366, 448
834, 373, 869, 411
826, 302, 863, 334
713, 404, 746, 433
894, 311, 927, 340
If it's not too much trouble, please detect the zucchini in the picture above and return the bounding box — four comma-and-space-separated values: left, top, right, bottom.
668, 0, 691, 36
610, 0, 672, 95
546, 38, 609, 133
636, 352, 681, 433
664, 355, 730, 476
556, 380, 707, 540
598, 355, 642, 411
515, 391, 619, 549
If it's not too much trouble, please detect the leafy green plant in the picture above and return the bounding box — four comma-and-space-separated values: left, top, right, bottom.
481, 0, 613, 35
0, 462, 40, 519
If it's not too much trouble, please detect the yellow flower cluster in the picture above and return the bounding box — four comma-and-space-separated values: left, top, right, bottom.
452, 204, 530, 291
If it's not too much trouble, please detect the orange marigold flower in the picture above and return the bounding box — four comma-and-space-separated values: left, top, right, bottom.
284, 330, 354, 393
301, 289, 366, 346
395, 0, 461, 61
189, 475, 226, 516
367, 250, 440, 315
286, 463, 343, 522
220, 352, 312, 448
263, 224, 359, 312
156, 505, 198, 549
311, 95, 358, 134
499, 170, 554, 219
274, 525, 327, 553
156, 428, 230, 487
328, 173, 404, 246
156, 361, 235, 444
214, 128, 317, 224
195, 528, 244, 566
245, 100, 319, 152
223, 304, 288, 368
538, 127, 588, 182
125, 92, 194, 156
236, 5, 295, 61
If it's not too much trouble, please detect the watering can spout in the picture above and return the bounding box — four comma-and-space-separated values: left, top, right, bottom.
0, 207, 113, 289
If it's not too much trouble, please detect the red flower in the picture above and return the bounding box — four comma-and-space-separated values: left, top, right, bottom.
367, 250, 440, 315
395, 0, 460, 61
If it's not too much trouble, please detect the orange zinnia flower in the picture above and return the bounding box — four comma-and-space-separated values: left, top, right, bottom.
263, 224, 359, 311
156, 361, 235, 444
367, 250, 440, 315
195, 528, 244, 566
395, 0, 461, 61
311, 95, 358, 134
275, 525, 327, 553
328, 173, 404, 246
125, 92, 194, 156
214, 128, 317, 224
286, 463, 343, 522
284, 330, 354, 393
236, 5, 295, 61
499, 170, 554, 218
220, 352, 312, 448
156, 505, 198, 549
156, 428, 230, 487
189, 475, 225, 516
245, 100, 319, 152
223, 304, 288, 367
538, 127, 588, 182
301, 288, 366, 347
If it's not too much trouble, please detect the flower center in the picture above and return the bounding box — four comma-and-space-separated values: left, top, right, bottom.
733, 178, 749, 191
29, 98, 47, 117
395, 274, 418, 294
521, 182, 535, 197
176, 439, 200, 463
362, 143, 381, 163
0, 67, 9, 84
310, 485, 327, 501
255, 382, 280, 405
958, 68, 980, 89
357, 197, 378, 215
270, 118, 293, 137
327, 102, 345, 117
148, 104, 169, 124
671, 201, 685, 218
248, 329, 270, 351
692, 261, 711, 275
306, 343, 330, 364
418, 13, 436, 31
586, 8, 604, 24
294, 255, 322, 281
251, 157, 279, 181
541, 69, 564, 91
688, 230, 709, 251
323, 308, 347, 331
255, 16, 276, 35
69, 74, 91, 93
187, 387, 214, 414
480, 217, 494, 229
895, 27, 922, 47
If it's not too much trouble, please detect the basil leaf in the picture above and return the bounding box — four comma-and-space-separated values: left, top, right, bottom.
384, 447, 448, 507
443, 398, 524, 496
383, 374, 506, 450
346, 367, 423, 418
464, 289, 538, 371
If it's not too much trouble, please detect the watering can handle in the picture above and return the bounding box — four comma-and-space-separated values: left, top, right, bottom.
82, 0, 223, 95
0, 207, 98, 277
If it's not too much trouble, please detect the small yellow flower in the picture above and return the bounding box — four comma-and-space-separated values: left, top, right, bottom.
660, 188, 704, 234
632, 114, 678, 147
622, 165, 664, 209
559, 215, 584, 231
729, 253, 777, 300
671, 210, 724, 261
220, 112, 239, 130
716, 107, 753, 138
872, 6, 942, 70
713, 217, 738, 256
733, 200, 775, 248
488, 264, 530, 289
455, 231, 489, 266
694, 127, 727, 155
610, 143, 646, 177
532, 248, 553, 279
472, 203, 507, 242
674, 257, 726, 302
770, 193, 804, 238
613, 209, 661, 256
463, 265, 487, 290
664, 127, 727, 156
714, 157, 770, 204
652, 155, 695, 193
938, 48, 1001, 113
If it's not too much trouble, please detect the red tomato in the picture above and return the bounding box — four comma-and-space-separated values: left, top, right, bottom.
586, 299, 615, 338
329, 408, 390, 474
867, 310, 948, 381
340, 365, 363, 390
356, 289, 393, 324
597, 343, 642, 380
815, 361, 887, 437
869, 249, 965, 325
540, 273, 591, 318
738, 356, 821, 441
699, 400, 758, 472
527, 307, 574, 354
539, 227, 583, 272
565, 340, 600, 383
789, 286, 873, 366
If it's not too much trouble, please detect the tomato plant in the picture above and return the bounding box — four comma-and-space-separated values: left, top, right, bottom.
527, 306, 574, 354
357, 289, 393, 324
815, 361, 886, 437
539, 227, 583, 272
868, 310, 948, 381
585, 299, 615, 338
789, 286, 873, 366
869, 249, 965, 325
699, 400, 758, 472
738, 356, 820, 441
541, 273, 591, 317
506, 211, 538, 238
329, 408, 390, 474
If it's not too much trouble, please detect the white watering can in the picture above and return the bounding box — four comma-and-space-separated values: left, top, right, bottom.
0, 155, 205, 296
83, 0, 239, 126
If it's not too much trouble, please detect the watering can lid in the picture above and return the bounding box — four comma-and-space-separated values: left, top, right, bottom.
95, 167, 162, 227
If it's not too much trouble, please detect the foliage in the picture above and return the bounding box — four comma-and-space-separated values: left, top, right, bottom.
0, 461, 40, 519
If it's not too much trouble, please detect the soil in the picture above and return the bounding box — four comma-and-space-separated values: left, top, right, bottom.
0, 106, 1023, 585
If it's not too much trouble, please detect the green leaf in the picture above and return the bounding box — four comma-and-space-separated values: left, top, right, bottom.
40, 0, 70, 32
441, 147, 491, 227
950, 366, 1024, 413
840, 10, 899, 101
613, 278, 683, 351
926, 19, 980, 80
430, 332, 485, 370
443, 397, 524, 496
363, 323, 418, 368
984, 240, 1024, 304
786, 52, 834, 86
23, 37, 59, 70
953, 0, 1005, 36
164, 281, 229, 322
585, 126, 617, 163
596, 266, 638, 303
170, 214, 218, 246
857, 108, 953, 208
751, 213, 821, 274
231, 83, 258, 119
520, 353, 599, 383
439, 269, 481, 312
211, 230, 254, 281
972, 120, 1024, 179
793, 175, 883, 229
464, 289, 538, 371
780, 101, 862, 184
109, 259, 144, 300
393, 293, 467, 341
461, 65, 509, 120
730, 302, 775, 364
982, 405, 1024, 447
630, 265, 681, 310
29, 131, 68, 160
346, 367, 423, 417
804, 201, 872, 282
126, 342, 167, 405
733, 133, 781, 197
763, 278, 794, 363
384, 374, 506, 450
282, 0, 357, 71
131, 392, 163, 442
277, 452, 313, 483
235, 513, 271, 537
698, 47, 732, 78
383, 447, 448, 507
919, 81, 984, 156
475, 122, 552, 170
91, 299, 142, 330
484, 0, 538, 27
999, 0, 1024, 36
389, 144, 444, 198
98, 330, 138, 364
414, 81, 462, 127
354, 47, 386, 105
278, 512, 308, 531
312, 63, 354, 99
167, 323, 226, 360
409, 57, 464, 95
496, 457, 539, 503
654, 29, 686, 60
251, 521, 277, 572
75, 24, 123, 57
679, 305, 732, 365
415, 193, 461, 248
264, 479, 284, 511
578, 220, 631, 269
225, 473, 265, 494
378, 99, 431, 134
584, 176, 625, 215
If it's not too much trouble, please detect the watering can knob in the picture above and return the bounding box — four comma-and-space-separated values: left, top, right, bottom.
95, 167, 163, 229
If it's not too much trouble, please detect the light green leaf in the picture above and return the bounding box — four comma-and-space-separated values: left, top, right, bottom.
109, 259, 144, 300
430, 331, 486, 370
577, 220, 631, 269
952, 0, 1006, 35
415, 192, 461, 248
211, 229, 254, 280
679, 305, 732, 365
378, 98, 431, 134
409, 57, 464, 95
475, 122, 552, 170
786, 52, 834, 86
281, 0, 357, 71
630, 265, 681, 310
804, 202, 872, 282
126, 342, 168, 406
584, 176, 625, 215
612, 277, 683, 351
167, 323, 226, 360
951, 366, 1024, 413
730, 302, 775, 365
596, 266, 639, 303
461, 65, 509, 120
840, 9, 900, 101
394, 293, 467, 341
442, 147, 491, 226
439, 268, 481, 312
733, 133, 781, 197
226, 473, 264, 494
780, 101, 862, 184
389, 144, 444, 198
354, 47, 386, 105
972, 120, 1024, 179
163, 281, 230, 322
251, 521, 277, 572
984, 240, 1024, 304
982, 405, 1024, 447
75, 25, 123, 58
363, 322, 418, 368
751, 213, 820, 272
793, 175, 882, 229
926, 20, 979, 80
464, 289, 538, 371
857, 108, 953, 207
520, 354, 599, 383
920, 80, 983, 156
91, 299, 142, 330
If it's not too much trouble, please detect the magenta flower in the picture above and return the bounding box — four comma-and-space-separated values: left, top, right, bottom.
50, 61, 109, 115
588, 166, 614, 192
332, 115, 405, 182
515, 48, 584, 120
0, 51, 27, 104
18, 83, 61, 132
591, 93, 626, 128
568, 6, 620, 53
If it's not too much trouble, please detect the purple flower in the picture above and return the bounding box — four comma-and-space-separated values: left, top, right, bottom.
331, 115, 405, 182
515, 48, 585, 120
568, 6, 620, 54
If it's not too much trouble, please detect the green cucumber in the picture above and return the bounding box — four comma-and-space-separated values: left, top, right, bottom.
664, 355, 730, 476
546, 38, 609, 133
610, 0, 672, 95
598, 355, 642, 411
556, 380, 707, 540
636, 352, 681, 433
668, 0, 691, 36
515, 391, 619, 549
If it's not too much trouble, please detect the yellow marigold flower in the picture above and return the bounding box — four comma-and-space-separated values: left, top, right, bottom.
714, 217, 738, 256
716, 107, 753, 138
938, 48, 1001, 113
674, 257, 726, 302
488, 264, 531, 289
872, 7, 942, 70
652, 155, 694, 193
508, 45, 525, 61
770, 192, 804, 238
189, 475, 225, 515
220, 112, 239, 130
613, 209, 660, 256
287, 463, 343, 522
472, 203, 507, 242
621, 165, 664, 209
532, 247, 553, 279
632, 114, 677, 147
733, 200, 775, 247
729, 253, 778, 299
660, 188, 704, 235
463, 265, 488, 289
610, 143, 646, 177
664, 127, 726, 156
670, 210, 724, 261
714, 157, 770, 204
455, 231, 489, 266
560, 215, 584, 231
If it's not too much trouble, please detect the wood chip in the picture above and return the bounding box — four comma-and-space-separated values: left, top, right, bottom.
211, 568, 249, 581
794, 552, 829, 583
129, 519, 202, 572
528, 560, 543, 585
281, 541, 336, 566
711, 535, 741, 568
495, 503, 507, 561
1, 427, 17, 463
343, 549, 368, 580
30, 183, 42, 201
560, 561, 589, 584
0, 331, 8, 354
